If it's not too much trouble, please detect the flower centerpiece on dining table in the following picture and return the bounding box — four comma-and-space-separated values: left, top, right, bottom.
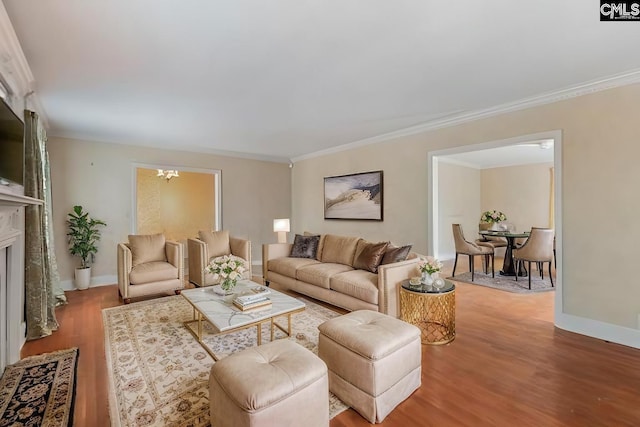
481, 210, 507, 230
205, 255, 246, 294
417, 256, 443, 285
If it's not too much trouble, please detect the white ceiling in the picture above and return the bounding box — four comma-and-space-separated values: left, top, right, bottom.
4, 1, 640, 162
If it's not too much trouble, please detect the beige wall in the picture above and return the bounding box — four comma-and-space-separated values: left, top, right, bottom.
49, 137, 291, 282
292, 82, 640, 333
481, 162, 553, 232
437, 161, 481, 259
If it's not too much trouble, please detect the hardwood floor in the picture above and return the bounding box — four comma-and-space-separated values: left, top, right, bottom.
21, 264, 640, 426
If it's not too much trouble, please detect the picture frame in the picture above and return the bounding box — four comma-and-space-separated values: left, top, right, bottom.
324, 170, 383, 221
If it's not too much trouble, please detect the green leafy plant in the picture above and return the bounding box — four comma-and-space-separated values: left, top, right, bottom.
67, 205, 107, 269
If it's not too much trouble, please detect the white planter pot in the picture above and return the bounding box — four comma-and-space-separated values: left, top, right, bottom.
75, 267, 91, 290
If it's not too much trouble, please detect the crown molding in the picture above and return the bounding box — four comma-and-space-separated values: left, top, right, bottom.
0, 3, 49, 127
291, 68, 640, 163
48, 131, 292, 164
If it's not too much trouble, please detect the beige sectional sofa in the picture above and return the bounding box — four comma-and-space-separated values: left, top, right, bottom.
262, 234, 420, 318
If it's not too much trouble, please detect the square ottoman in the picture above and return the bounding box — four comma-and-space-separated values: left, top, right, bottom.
209, 339, 329, 427
318, 310, 421, 423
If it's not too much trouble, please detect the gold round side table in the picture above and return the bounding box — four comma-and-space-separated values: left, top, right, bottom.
400, 279, 455, 345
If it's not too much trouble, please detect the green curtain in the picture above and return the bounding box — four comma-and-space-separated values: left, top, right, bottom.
24, 110, 66, 340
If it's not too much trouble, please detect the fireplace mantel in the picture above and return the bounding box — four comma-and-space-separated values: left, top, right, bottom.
0, 186, 42, 372
0, 190, 43, 207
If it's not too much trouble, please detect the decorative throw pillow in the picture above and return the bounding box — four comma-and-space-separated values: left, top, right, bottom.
290, 234, 320, 259
353, 240, 389, 273
304, 231, 325, 261
128, 233, 167, 266
379, 244, 412, 265
198, 230, 231, 258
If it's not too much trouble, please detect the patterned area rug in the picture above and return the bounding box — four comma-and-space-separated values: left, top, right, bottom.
448, 271, 555, 293
103, 295, 348, 426
0, 348, 78, 427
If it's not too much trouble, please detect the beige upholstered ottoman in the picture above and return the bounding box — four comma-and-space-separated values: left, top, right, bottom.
209, 339, 329, 427
318, 310, 421, 423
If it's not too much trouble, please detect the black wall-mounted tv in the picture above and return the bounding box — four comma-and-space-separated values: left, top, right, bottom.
0, 97, 24, 186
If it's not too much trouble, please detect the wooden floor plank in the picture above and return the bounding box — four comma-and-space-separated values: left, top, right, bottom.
20, 263, 640, 426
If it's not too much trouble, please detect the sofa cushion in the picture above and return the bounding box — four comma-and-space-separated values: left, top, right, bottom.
290, 234, 321, 259
380, 244, 412, 265
320, 234, 361, 266
129, 261, 178, 285
198, 230, 231, 258
353, 240, 389, 273
269, 257, 320, 278
297, 263, 354, 289
330, 270, 379, 305
128, 233, 167, 267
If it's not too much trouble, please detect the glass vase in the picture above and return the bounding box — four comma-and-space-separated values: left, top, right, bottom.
421, 271, 434, 285
221, 278, 237, 295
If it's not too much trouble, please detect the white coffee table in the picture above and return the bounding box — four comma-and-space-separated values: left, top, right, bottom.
181, 280, 305, 360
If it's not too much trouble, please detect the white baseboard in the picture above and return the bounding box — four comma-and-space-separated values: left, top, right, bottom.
555, 312, 640, 349
61, 274, 117, 291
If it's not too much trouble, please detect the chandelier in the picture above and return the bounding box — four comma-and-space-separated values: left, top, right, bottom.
157, 169, 179, 181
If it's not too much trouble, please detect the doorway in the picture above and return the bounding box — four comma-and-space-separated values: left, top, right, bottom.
131, 163, 221, 248
427, 130, 563, 318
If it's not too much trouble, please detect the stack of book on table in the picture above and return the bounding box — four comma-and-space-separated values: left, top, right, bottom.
233, 287, 271, 311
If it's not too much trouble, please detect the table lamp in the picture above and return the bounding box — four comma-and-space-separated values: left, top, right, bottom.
273, 218, 290, 243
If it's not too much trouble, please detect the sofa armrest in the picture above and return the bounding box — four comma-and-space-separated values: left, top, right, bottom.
117, 243, 132, 299
262, 243, 293, 281
230, 236, 252, 277
377, 257, 420, 318
188, 238, 208, 287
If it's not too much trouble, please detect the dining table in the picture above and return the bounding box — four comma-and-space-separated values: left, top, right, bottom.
479, 230, 530, 276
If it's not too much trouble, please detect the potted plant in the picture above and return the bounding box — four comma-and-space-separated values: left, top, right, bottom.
67, 205, 106, 290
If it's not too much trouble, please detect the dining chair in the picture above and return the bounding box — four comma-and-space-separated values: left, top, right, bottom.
476, 222, 507, 271
452, 224, 494, 282
537, 234, 557, 272
512, 227, 554, 289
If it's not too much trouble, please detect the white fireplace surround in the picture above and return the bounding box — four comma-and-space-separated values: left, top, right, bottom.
0, 186, 42, 373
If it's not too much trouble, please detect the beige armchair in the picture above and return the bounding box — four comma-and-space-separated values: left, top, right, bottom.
513, 227, 554, 289
452, 224, 494, 281
188, 230, 252, 287
117, 233, 184, 304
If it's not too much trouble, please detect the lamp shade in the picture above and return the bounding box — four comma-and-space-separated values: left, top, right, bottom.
273, 218, 290, 232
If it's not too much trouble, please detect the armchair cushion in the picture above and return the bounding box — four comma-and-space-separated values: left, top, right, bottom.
128, 233, 167, 266
198, 230, 231, 258
129, 261, 179, 285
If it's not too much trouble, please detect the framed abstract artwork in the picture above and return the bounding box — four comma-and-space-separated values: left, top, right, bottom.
324, 170, 383, 221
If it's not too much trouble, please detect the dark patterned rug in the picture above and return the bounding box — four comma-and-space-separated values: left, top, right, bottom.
0, 348, 78, 427
448, 271, 555, 293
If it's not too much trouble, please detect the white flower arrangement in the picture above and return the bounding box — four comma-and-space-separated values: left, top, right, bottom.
481, 210, 507, 224
417, 256, 442, 275
205, 255, 246, 291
